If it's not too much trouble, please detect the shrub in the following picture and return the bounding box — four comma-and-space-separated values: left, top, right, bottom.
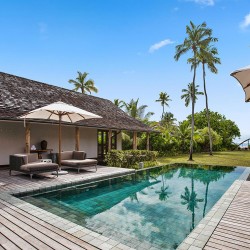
105, 150, 158, 169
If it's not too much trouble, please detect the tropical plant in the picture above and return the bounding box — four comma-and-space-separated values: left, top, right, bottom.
197, 127, 222, 152
155, 92, 171, 119
181, 83, 204, 107
161, 112, 177, 129
175, 121, 191, 153
69, 71, 98, 94
113, 99, 125, 108
175, 21, 216, 161
123, 98, 154, 121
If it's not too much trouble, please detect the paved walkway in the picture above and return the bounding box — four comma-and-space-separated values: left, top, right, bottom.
0, 166, 135, 250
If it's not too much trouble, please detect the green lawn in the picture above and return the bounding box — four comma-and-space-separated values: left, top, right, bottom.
157, 151, 250, 167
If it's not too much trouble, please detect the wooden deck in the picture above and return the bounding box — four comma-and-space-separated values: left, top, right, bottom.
204, 180, 250, 250
0, 167, 135, 250
0, 196, 97, 250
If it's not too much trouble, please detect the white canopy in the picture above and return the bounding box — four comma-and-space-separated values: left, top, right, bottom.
20, 101, 102, 122
231, 65, 250, 102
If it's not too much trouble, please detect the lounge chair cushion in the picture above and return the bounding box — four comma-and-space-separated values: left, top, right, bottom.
20, 162, 58, 172
61, 159, 97, 167
27, 153, 39, 163
61, 151, 73, 160
73, 151, 86, 160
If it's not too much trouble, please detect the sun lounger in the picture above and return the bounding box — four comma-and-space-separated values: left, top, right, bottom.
9, 153, 59, 179
60, 151, 97, 173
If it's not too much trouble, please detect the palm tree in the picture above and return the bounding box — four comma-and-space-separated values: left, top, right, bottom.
155, 92, 171, 119
175, 121, 191, 153
181, 83, 204, 107
69, 71, 98, 94
198, 46, 220, 155
113, 99, 125, 108
174, 21, 215, 161
123, 98, 154, 121
161, 112, 177, 128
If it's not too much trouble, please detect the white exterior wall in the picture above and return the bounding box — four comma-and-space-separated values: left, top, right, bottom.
0, 121, 98, 165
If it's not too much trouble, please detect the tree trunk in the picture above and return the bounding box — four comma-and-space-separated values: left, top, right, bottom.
189, 64, 197, 161
203, 63, 213, 155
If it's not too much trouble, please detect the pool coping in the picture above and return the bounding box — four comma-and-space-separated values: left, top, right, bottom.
177, 166, 250, 250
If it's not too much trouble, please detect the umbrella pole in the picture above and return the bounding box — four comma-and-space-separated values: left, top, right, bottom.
59, 114, 62, 171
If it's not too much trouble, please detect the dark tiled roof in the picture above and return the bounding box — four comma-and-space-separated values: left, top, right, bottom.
0, 72, 153, 132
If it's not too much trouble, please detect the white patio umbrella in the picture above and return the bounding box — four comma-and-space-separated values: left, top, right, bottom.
231, 65, 250, 102
19, 101, 102, 173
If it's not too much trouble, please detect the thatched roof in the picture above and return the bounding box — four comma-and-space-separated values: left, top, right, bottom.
0, 72, 153, 132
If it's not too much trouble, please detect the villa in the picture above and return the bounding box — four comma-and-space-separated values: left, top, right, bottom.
0, 72, 153, 166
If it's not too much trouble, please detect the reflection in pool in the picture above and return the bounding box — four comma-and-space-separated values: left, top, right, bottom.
21, 164, 245, 249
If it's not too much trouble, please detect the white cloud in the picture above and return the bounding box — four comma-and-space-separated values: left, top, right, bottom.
240, 13, 250, 30
188, 0, 215, 6
149, 39, 174, 53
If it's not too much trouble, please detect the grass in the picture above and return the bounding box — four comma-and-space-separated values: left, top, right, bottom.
157, 150, 250, 167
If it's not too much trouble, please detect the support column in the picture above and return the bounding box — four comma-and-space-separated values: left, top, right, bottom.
108, 129, 112, 152
146, 132, 150, 151
133, 131, 137, 150
75, 127, 80, 151
25, 123, 30, 153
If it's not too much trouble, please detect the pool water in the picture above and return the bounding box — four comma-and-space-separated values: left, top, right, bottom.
21, 164, 245, 249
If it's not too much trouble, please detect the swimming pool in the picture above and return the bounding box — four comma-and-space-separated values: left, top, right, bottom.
21, 164, 245, 249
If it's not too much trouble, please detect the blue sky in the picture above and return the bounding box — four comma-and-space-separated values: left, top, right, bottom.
1, 0, 250, 142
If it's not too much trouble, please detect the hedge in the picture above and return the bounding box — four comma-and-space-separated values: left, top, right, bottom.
105, 150, 158, 169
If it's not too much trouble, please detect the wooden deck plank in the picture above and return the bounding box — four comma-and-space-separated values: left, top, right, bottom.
220, 219, 250, 230
213, 230, 250, 245
209, 237, 249, 250
205, 240, 236, 250
215, 227, 250, 240
0, 232, 20, 250
0, 198, 96, 250
222, 217, 250, 226
0, 200, 88, 250
0, 221, 36, 250
0, 212, 63, 250
203, 246, 221, 250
